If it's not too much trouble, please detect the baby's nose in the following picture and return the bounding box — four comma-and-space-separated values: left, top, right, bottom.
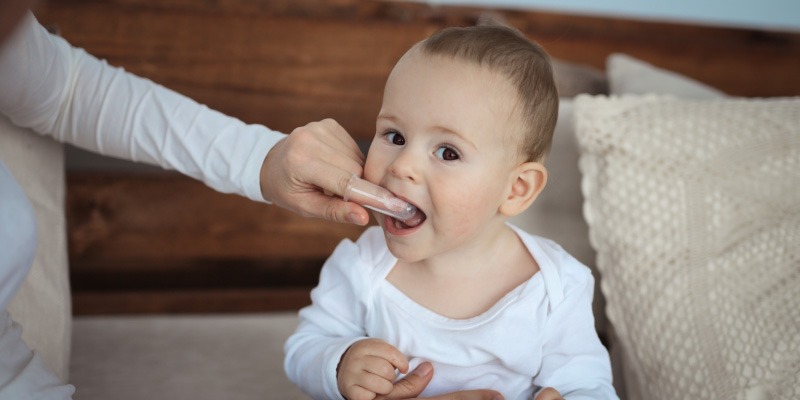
389, 149, 420, 182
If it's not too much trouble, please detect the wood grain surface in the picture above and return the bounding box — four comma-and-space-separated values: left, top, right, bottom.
34, 0, 798, 314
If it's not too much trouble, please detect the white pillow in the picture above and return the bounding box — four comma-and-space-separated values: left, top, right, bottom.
575, 94, 800, 400
607, 53, 724, 99
1, 115, 71, 382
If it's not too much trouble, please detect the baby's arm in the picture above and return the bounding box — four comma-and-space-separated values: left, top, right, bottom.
533, 268, 618, 400
337, 338, 409, 400
284, 239, 373, 399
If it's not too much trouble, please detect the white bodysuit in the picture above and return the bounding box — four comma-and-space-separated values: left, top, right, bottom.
0, 12, 284, 398
284, 226, 618, 400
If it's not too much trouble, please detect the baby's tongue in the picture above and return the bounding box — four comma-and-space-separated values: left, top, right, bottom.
401, 209, 426, 228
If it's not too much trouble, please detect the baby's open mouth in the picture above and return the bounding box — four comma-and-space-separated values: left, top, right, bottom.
394, 207, 426, 229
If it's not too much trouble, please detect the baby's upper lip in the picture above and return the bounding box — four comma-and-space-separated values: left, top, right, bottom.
387, 189, 419, 211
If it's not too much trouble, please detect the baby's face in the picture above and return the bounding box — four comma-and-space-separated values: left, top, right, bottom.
364, 51, 523, 262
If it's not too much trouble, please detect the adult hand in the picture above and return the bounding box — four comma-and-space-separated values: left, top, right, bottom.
534, 387, 564, 400
375, 362, 503, 400
260, 118, 370, 225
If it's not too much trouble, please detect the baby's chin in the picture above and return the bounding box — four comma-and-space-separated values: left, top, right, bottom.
384, 242, 427, 264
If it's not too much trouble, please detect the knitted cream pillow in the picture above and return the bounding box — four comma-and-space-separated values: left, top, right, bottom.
574, 94, 800, 400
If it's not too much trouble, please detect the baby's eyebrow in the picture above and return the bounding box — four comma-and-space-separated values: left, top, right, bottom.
377, 114, 477, 150
376, 113, 400, 124
432, 125, 477, 150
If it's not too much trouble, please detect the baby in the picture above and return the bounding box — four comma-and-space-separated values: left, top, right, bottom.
284, 25, 618, 400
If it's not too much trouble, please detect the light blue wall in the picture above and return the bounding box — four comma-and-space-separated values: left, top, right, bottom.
423, 0, 800, 31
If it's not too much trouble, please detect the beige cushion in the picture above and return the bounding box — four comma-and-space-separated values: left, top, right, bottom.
1, 115, 70, 382
574, 94, 800, 400
603, 53, 729, 398
606, 53, 724, 99
552, 59, 608, 98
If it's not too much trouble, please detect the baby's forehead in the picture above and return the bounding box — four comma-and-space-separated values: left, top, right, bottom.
390, 48, 529, 144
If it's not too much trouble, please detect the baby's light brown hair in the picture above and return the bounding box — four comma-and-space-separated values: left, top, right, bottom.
418, 25, 559, 162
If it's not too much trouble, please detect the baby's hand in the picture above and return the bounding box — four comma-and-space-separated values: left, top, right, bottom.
337, 338, 409, 400
534, 387, 564, 400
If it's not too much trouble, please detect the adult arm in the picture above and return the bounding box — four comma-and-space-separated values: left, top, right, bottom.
0, 12, 369, 223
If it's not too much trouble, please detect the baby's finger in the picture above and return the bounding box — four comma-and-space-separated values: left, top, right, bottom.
363, 355, 403, 381
365, 341, 409, 373
357, 368, 395, 396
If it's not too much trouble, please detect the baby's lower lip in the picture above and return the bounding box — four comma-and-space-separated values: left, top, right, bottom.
384, 214, 424, 235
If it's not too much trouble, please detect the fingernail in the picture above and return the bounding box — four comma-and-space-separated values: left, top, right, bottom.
347, 212, 365, 225
411, 362, 432, 377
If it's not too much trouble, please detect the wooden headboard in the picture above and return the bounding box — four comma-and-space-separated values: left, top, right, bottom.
33, 0, 800, 314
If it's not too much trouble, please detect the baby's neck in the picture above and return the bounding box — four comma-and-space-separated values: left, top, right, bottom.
387, 225, 539, 320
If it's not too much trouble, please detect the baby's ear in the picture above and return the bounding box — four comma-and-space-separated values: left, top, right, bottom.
499, 161, 547, 217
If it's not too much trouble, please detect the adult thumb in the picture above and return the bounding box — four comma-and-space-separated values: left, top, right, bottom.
377, 362, 434, 400
305, 194, 369, 225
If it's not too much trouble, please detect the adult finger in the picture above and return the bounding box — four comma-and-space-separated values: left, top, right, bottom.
291, 119, 365, 176
259, 122, 369, 224
376, 362, 434, 400
533, 387, 563, 400
297, 191, 370, 225
317, 118, 366, 164
424, 390, 504, 400
304, 159, 362, 199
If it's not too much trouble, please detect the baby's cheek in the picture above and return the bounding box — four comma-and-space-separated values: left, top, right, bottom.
447, 198, 492, 232
363, 161, 382, 183
431, 178, 492, 232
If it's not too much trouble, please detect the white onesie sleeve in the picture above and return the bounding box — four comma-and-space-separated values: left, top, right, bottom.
284, 238, 373, 400
0, 12, 286, 202
533, 258, 617, 400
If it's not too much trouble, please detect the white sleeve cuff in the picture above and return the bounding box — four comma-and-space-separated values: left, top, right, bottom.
239, 129, 286, 203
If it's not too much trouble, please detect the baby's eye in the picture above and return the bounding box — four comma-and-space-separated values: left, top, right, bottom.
435, 145, 460, 161
386, 131, 406, 146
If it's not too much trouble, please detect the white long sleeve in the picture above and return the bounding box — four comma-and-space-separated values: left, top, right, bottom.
0, 12, 288, 399
283, 238, 373, 399
285, 226, 618, 400
532, 251, 616, 399
0, 12, 286, 202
